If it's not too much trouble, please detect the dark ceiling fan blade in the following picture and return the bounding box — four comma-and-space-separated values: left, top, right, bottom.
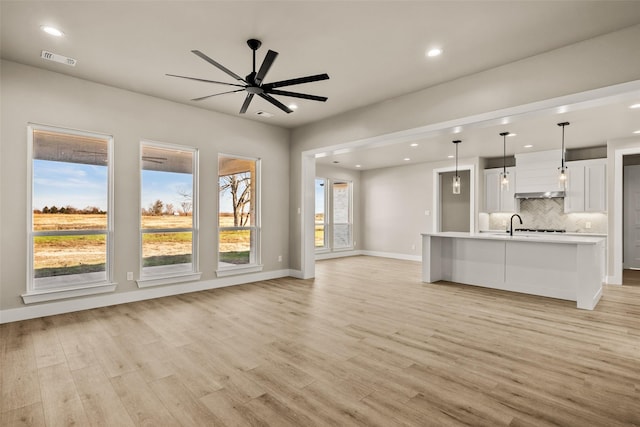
239, 93, 255, 114
258, 93, 293, 114
267, 89, 328, 102
191, 50, 246, 83
166, 74, 245, 87
263, 73, 329, 89
191, 88, 245, 101
254, 50, 278, 86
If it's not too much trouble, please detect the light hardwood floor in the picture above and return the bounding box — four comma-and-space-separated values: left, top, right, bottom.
2, 256, 639, 426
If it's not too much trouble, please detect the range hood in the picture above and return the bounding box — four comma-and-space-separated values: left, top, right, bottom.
515, 191, 565, 199
514, 150, 565, 199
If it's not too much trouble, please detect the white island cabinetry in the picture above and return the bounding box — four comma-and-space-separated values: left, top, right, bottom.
422, 232, 605, 310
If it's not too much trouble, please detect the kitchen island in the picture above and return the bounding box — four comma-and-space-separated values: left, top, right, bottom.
421, 232, 606, 310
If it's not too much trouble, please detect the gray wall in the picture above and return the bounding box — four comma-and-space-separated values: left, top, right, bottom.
290, 24, 640, 273
361, 158, 479, 257
0, 60, 291, 311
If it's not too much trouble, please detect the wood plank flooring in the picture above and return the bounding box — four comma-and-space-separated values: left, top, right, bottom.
2, 256, 640, 426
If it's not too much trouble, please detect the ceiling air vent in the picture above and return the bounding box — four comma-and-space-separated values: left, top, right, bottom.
41, 50, 77, 67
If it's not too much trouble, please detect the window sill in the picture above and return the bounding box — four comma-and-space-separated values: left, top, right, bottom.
216, 264, 263, 277
136, 272, 202, 288
22, 282, 117, 304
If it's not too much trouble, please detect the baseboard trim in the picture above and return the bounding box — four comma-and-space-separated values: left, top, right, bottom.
0, 269, 293, 324
315, 250, 363, 260
360, 250, 421, 262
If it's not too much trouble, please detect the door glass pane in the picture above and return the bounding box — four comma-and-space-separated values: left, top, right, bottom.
315, 178, 327, 248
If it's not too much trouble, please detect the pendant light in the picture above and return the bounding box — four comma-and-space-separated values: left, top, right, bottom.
499, 132, 510, 191
452, 140, 461, 194
557, 122, 570, 189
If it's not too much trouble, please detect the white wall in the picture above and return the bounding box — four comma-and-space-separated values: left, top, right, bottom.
290, 24, 640, 274
0, 60, 291, 316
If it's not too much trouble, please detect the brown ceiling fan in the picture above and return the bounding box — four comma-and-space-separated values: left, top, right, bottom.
167, 39, 329, 114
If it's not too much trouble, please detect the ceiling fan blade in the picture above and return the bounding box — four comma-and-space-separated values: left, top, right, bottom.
258, 93, 293, 114
267, 89, 328, 102
263, 73, 329, 89
239, 93, 255, 114
166, 74, 245, 87
191, 88, 245, 102
255, 50, 278, 86
191, 50, 246, 83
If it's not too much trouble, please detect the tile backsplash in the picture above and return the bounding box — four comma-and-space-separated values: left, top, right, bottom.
487, 198, 607, 234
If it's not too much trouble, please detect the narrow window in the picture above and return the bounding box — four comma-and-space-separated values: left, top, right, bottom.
315, 178, 328, 250
332, 181, 353, 250
28, 124, 113, 295
218, 155, 261, 273
140, 141, 198, 280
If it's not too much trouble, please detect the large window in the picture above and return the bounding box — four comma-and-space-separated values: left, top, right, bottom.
218, 155, 260, 274
27, 124, 114, 301
140, 141, 198, 284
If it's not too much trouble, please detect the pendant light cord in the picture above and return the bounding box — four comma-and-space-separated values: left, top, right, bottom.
558, 122, 570, 170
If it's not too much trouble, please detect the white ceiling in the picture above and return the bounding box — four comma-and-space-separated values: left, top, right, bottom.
2, 1, 640, 169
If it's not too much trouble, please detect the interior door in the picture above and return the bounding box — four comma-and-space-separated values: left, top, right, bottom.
624, 165, 640, 269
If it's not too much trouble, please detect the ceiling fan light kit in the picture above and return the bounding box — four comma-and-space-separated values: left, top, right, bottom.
167, 39, 329, 115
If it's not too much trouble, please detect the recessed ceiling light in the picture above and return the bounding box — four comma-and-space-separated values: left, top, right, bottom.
507, 133, 517, 137
41, 26, 64, 37
426, 48, 442, 58
447, 155, 454, 158
404, 158, 411, 161
256, 111, 273, 117
634, 130, 640, 134
355, 164, 362, 168
630, 103, 640, 109
524, 144, 533, 148
288, 103, 298, 110
410, 143, 419, 147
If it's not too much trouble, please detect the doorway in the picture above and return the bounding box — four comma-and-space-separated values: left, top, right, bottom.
440, 170, 471, 232
623, 155, 640, 270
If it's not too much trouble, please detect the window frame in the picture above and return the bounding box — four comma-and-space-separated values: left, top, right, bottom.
331, 179, 354, 251
137, 139, 201, 287
23, 123, 116, 304
216, 153, 262, 277
315, 177, 330, 252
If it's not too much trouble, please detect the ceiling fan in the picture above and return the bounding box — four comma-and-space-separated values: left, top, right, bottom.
167, 39, 329, 114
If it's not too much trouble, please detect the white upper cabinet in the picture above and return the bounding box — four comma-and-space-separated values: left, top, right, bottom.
484, 167, 517, 213
564, 159, 606, 213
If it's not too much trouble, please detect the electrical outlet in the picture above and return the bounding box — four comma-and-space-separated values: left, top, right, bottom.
425, 210, 430, 216
278, 255, 282, 262
585, 221, 592, 229
127, 272, 133, 280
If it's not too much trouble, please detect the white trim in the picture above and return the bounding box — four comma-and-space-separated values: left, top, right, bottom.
315, 249, 362, 260
301, 154, 316, 279
21, 282, 117, 304
432, 164, 476, 233
612, 145, 640, 285
136, 272, 202, 288
360, 250, 422, 262
216, 264, 263, 277
2, 269, 291, 324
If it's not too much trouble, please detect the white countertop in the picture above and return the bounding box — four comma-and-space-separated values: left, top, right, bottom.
480, 229, 607, 237
422, 231, 605, 245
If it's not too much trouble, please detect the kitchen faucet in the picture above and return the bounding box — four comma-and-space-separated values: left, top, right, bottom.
509, 214, 523, 236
